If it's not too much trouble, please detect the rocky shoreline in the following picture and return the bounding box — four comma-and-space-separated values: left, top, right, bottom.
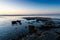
0, 17, 60, 40
10, 17, 60, 40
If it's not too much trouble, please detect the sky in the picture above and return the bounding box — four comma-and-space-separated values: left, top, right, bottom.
0, 0, 60, 15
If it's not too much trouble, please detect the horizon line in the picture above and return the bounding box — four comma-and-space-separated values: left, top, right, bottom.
0, 14, 60, 16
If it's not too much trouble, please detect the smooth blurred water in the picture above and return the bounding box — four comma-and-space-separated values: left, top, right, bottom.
0, 16, 60, 40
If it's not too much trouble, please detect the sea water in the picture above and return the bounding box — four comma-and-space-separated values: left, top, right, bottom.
0, 16, 60, 40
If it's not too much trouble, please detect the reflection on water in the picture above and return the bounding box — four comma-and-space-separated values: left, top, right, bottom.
0, 16, 60, 40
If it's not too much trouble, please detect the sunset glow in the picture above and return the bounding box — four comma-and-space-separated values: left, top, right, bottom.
0, 0, 60, 15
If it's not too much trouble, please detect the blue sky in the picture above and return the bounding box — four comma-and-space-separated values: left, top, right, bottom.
0, 0, 60, 14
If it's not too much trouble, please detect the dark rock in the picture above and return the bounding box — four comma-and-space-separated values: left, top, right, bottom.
55, 32, 60, 35
40, 25, 52, 30
28, 25, 37, 34
56, 36, 60, 40
35, 30, 42, 36
11, 20, 22, 26
17, 20, 22, 25
12, 21, 17, 25
36, 19, 40, 22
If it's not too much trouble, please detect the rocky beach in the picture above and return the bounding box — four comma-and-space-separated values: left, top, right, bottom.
0, 16, 60, 40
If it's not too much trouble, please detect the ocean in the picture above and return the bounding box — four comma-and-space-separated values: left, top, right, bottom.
0, 16, 60, 40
